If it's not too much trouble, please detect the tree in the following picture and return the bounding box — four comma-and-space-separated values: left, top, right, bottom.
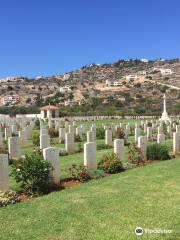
35, 93, 43, 107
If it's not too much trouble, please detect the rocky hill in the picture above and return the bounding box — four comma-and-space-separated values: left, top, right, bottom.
0, 58, 180, 115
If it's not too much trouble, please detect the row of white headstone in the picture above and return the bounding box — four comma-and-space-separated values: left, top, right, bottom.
0, 138, 125, 192
40, 126, 116, 154
1, 118, 180, 192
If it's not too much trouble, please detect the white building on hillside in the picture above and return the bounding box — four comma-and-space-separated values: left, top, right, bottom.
160, 68, 173, 75
125, 75, 139, 81
105, 80, 123, 87
63, 74, 70, 80
1, 95, 20, 106
59, 85, 71, 93
141, 59, 149, 63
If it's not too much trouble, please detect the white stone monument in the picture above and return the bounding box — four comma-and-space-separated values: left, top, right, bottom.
159, 94, 170, 122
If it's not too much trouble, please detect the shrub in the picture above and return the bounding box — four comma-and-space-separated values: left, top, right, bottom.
0, 145, 8, 154
34, 119, 40, 129
69, 164, 91, 182
147, 143, 170, 160
97, 144, 112, 150
88, 169, 105, 179
76, 143, 83, 153
147, 122, 152, 127
51, 138, 59, 145
11, 153, 53, 195
48, 128, 59, 138
116, 127, 125, 139
12, 133, 18, 137
98, 152, 124, 174
32, 132, 40, 146
128, 143, 144, 165
59, 149, 68, 156
96, 128, 105, 139
0, 191, 21, 207
75, 135, 82, 142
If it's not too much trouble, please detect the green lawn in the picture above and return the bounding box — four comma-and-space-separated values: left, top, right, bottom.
1, 158, 180, 240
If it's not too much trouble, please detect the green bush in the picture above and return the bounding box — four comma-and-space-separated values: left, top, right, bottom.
97, 144, 112, 150
11, 153, 53, 195
0, 145, 8, 154
116, 127, 125, 139
32, 132, 40, 146
69, 164, 91, 182
34, 119, 40, 129
128, 143, 144, 165
76, 143, 83, 153
96, 128, 105, 139
75, 135, 82, 142
88, 169, 105, 179
147, 143, 170, 160
48, 128, 59, 138
98, 152, 124, 174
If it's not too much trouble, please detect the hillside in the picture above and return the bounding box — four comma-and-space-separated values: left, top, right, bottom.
1, 158, 180, 240
0, 59, 180, 115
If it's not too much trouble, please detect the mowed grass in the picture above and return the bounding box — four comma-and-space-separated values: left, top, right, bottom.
4, 119, 178, 239
1, 158, 180, 240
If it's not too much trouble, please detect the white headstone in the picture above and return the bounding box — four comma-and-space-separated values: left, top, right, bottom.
138, 136, 147, 160
8, 137, 21, 159
173, 132, 179, 154
12, 125, 18, 134
147, 127, 152, 140
43, 147, 60, 185
105, 129, 113, 146
40, 128, 48, 135
40, 134, 50, 149
68, 125, 74, 135
87, 131, 95, 143
114, 139, 124, 161
0, 154, 9, 192
65, 132, 74, 154
135, 127, 140, 143
59, 128, 65, 143
5, 128, 12, 140
76, 126, 83, 138
84, 142, 97, 170
157, 134, 165, 144
0, 131, 3, 147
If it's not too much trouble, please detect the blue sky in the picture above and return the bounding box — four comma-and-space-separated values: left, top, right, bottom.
0, 0, 179, 78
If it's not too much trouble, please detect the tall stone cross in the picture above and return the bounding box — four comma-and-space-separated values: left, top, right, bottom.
160, 94, 170, 122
